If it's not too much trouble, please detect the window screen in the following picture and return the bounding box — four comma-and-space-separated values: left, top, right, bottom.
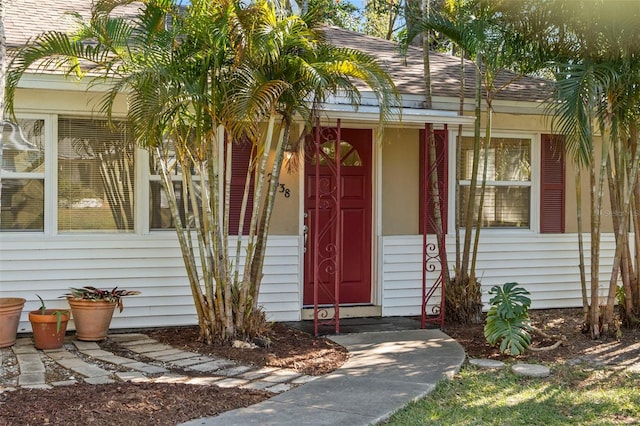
58, 118, 134, 231
1, 119, 46, 231
149, 138, 254, 234
458, 137, 531, 228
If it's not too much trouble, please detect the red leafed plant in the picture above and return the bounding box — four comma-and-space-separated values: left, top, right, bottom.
64, 286, 141, 313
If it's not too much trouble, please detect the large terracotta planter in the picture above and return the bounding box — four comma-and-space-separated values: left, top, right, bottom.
29, 309, 70, 350
67, 298, 117, 341
0, 298, 26, 348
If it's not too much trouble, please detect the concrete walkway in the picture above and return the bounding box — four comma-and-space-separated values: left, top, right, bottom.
181, 329, 466, 426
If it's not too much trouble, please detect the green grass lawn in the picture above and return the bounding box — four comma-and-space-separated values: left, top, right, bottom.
385, 363, 640, 426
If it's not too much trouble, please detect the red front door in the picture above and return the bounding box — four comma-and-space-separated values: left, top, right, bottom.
303, 128, 372, 305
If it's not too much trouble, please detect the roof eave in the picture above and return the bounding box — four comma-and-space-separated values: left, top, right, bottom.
314, 103, 474, 127
15, 72, 116, 92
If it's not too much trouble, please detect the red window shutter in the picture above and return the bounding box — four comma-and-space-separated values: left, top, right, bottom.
540, 134, 565, 233
228, 138, 254, 235
419, 128, 448, 234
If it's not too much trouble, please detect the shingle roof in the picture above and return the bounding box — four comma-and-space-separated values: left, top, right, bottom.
5, 0, 139, 48
324, 26, 554, 103
5, 1, 553, 104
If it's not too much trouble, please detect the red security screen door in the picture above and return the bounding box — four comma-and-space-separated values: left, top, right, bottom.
304, 127, 372, 305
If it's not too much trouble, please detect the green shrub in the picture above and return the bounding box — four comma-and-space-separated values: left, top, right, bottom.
484, 282, 532, 356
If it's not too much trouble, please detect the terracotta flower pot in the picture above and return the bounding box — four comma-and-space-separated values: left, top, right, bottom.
29, 309, 70, 350
0, 298, 27, 348
67, 298, 117, 341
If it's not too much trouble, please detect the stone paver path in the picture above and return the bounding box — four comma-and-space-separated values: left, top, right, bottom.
0, 334, 317, 394
470, 358, 552, 377
469, 358, 505, 369
512, 363, 551, 377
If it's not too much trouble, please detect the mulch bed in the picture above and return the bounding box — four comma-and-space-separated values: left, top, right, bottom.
0, 382, 270, 426
445, 308, 640, 365
145, 322, 349, 376
1, 308, 639, 425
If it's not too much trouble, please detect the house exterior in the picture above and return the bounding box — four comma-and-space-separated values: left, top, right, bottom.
1, 1, 617, 334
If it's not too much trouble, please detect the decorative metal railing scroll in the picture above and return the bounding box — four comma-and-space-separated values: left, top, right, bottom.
422, 124, 448, 329
309, 119, 342, 335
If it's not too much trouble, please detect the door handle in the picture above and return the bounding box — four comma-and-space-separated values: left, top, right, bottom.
303, 225, 308, 253
303, 212, 309, 253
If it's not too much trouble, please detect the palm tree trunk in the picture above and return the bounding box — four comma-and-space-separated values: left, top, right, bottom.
632, 124, 640, 315
386, 1, 397, 40
626, 123, 640, 324
633, 182, 640, 318
461, 53, 483, 282
185, 162, 222, 336
603, 130, 640, 332
575, 170, 589, 323
156, 146, 212, 343
207, 126, 230, 340
221, 133, 234, 338
590, 130, 609, 339
621, 234, 634, 320
454, 52, 465, 275
249, 122, 287, 305
238, 114, 276, 331
233, 142, 257, 329
470, 101, 492, 279
604, 154, 622, 333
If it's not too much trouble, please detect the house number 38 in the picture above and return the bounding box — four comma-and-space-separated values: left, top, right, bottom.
279, 184, 291, 198
267, 173, 291, 198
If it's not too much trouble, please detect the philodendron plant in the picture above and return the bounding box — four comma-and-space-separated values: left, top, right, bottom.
35, 294, 69, 332
484, 282, 532, 356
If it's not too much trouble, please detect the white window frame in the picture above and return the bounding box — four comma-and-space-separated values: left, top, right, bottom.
56, 115, 137, 234
447, 130, 540, 234
1, 113, 141, 236
1, 113, 56, 235
146, 142, 205, 233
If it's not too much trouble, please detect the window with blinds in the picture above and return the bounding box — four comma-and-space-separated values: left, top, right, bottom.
149, 138, 254, 234
0, 119, 46, 231
458, 137, 531, 228
57, 118, 135, 231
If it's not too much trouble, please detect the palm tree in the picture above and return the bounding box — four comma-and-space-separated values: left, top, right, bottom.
5, 0, 397, 343
493, 0, 640, 337
542, 0, 640, 338
412, 0, 543, 324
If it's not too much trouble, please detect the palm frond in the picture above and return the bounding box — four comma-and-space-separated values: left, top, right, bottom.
548, 61, 616, 168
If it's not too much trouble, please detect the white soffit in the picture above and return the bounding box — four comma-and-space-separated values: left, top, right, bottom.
314, 103, 474, 128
